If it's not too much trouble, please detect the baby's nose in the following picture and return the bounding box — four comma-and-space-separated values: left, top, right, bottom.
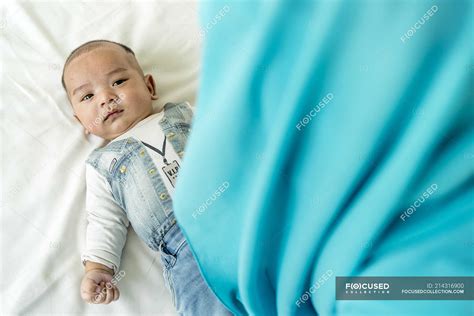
101, 97, 117, 107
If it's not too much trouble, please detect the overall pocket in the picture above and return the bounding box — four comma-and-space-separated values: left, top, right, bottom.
159, 238, 187, 309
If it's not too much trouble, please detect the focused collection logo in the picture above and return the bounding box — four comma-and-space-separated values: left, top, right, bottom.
344, 282, 390, 294
336, 277, 472, 300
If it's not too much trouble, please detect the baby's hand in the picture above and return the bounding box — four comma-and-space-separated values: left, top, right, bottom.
80, 269, 120, 304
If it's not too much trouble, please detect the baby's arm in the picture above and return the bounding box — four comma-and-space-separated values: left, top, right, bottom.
80, 165, 130, 304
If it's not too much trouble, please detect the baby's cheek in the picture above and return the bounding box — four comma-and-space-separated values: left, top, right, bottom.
88, 112, 105, 130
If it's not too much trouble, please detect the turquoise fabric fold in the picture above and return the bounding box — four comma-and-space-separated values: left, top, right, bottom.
174, 1, 473, 315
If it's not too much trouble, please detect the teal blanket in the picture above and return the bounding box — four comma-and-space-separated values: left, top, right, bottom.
174, 1, 473, 314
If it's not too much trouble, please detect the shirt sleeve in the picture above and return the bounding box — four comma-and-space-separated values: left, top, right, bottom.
81, 164, 129, 275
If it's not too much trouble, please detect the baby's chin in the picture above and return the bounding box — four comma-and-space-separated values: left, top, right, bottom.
101, 119, 137, 140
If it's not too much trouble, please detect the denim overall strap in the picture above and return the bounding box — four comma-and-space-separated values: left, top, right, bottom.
158, 102, 193, 160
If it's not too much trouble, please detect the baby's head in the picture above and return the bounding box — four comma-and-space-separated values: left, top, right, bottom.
62, 40, 158, 140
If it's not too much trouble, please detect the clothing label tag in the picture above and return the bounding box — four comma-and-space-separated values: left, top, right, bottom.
162, 160, 180, 187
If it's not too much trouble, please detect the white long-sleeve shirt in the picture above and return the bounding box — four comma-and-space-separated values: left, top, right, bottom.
81, 111, 182, 274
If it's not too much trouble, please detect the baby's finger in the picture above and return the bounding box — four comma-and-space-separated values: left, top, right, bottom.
113, 287, 120, 301
92, 284, 107, 304
104, 283, 115, 304
94, 281, 107, 304
83, 281, 99, 294
81, 283, 101, 303
92, 291, 106, 304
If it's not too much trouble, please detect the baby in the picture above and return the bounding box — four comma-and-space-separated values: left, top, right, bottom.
62, 40, 231, 315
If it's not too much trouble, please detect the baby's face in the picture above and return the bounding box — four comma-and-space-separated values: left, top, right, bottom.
64, 44, 157, 140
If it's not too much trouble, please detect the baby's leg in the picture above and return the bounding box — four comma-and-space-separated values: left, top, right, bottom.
159, 224, 232, 316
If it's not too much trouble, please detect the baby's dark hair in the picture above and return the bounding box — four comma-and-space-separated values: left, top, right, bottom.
61, 39, 137, 92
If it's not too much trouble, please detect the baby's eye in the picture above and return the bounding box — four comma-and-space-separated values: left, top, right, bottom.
112, 79, 127, 86
81, 94, 93, 102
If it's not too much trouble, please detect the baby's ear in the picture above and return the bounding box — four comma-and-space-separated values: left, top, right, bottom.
73, 114, 82, 125
144, 74, 159, 100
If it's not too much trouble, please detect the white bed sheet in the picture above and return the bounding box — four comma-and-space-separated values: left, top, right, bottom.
1, 1, 202, 314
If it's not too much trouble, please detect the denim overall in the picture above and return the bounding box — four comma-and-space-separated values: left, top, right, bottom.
86, 102, 231, 316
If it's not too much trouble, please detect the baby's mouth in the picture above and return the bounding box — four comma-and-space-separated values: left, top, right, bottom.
103, 109, 124, 122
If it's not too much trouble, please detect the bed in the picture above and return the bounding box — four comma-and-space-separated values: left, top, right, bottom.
1, 1, 201, 314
